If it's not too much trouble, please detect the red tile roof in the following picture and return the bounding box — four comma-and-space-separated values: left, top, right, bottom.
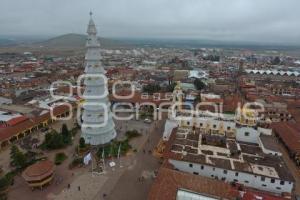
148, 166, 239, 200
6, 116, 28, 126
223, 95, 244, 112
272, 122, 300, 155
22, 160, 54, 182
0, 105, 70, 142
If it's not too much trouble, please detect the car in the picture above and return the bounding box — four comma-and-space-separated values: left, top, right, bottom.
144, 118, 152, 123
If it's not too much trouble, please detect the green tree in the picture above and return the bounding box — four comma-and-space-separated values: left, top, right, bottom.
193, 78, 206, 91
0, 176, 10, 200
10, 145, 26, 169
79, 137, 86, 149
43, 132, 65, 150
165, 82, 176, 92
61, 124, 71, 144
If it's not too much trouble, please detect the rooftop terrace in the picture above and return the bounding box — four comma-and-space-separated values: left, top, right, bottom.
165, 127, 294, 181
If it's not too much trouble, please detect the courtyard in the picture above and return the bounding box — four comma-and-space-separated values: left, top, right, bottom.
5, 115, 166, 200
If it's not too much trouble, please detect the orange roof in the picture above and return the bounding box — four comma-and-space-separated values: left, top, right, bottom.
204, 98, 223, 103
0, 105, 70, 142
272, 122, 300, 154
7, 116, 28, 126
223, 95, 244, 112
148, 166, 239, 200
22, 160, 54, 182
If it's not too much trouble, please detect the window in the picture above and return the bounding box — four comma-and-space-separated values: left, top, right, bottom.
244, 132, 250, 136
201, 166, 204, 170
262, 184, 267, 187
187, 121, 190, 125
276, 187, 281, 190
213, 125, 217, 128
235, 172, 239, 177
227, 127, 231, 130
221, 177, 226, 181
244, 180, 249, 183
213, 168, 215, 171
280, 181, 285, 185
193, 172, 199, 175
200, 123, 203, 127
271, 179, 275, 183
223, 170, 227, 174
261, 177, 265, 182
234, 179, 238, 182
189, 163, 193, 168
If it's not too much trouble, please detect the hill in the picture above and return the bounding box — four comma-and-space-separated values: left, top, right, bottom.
38, 33, 129, 49
0, 38, 18, 47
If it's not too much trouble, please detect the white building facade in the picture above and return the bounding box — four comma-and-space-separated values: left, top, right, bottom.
169, 159, 294, 194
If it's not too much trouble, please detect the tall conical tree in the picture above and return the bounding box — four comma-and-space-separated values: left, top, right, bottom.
61, 124, 71, 144
10, 145, 26, 169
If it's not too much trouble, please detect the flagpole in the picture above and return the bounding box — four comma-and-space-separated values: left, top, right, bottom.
91, 151, 94, 176
102, 147, 105, 172
118, 143, 123, 168
110, 145, 115, 171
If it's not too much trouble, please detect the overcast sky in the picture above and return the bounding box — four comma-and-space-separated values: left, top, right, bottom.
1, 0, 300, 44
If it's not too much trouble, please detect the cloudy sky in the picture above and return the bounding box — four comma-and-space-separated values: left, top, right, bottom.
1, 0, 300, 44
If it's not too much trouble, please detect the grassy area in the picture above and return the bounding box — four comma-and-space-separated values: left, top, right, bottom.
96, 129, 142, 159
55, 152, 68, 165
97, 139, 132, 158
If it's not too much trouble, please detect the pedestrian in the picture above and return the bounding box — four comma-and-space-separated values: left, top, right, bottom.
78, 186, 81, 191
68, 184, 70, 189
103, 193, 107, 198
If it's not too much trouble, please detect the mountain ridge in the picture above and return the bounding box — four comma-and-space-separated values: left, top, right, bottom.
37, 33, 129, 49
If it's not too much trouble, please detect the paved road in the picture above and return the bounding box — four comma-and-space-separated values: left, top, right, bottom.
92, 117, 166, 200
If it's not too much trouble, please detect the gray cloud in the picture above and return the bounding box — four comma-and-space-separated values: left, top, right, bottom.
0, 0, 300, 44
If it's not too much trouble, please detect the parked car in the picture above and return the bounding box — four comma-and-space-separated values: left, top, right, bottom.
144, 118, 152, 123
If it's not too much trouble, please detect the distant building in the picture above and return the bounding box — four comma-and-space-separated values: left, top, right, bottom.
0, 96, 12, 105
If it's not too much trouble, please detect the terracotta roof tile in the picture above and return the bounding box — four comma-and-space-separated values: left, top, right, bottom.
148, 166, 239, 200
0, 105, 70, 142
272, 122, 300, 154
22, 160, 54, 182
